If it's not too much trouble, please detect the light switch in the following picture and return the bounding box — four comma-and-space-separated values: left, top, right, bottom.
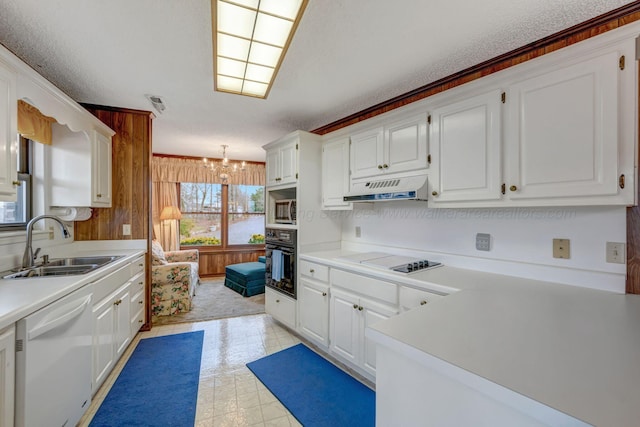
553, 238, 570, 259
606, 242, 625, 264
123, 224, 131, 236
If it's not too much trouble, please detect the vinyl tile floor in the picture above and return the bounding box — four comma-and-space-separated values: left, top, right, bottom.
79, 314, 303, 427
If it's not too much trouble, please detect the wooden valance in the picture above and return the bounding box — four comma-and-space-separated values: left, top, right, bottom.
17, 100, 56, 145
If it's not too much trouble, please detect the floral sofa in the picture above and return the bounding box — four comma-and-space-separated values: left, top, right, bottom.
151, 240, 200, 317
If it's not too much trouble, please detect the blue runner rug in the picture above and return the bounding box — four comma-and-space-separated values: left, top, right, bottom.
90, 330, 204, 427
247, 344, 375, 426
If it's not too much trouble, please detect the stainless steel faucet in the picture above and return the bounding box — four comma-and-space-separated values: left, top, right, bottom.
22, 215, 71, 269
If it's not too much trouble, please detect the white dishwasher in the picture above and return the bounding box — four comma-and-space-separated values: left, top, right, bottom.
15, 284, 93, 427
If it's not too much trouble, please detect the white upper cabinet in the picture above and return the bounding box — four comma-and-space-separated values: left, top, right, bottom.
350, 126, 384, 179
322, 136, 351, 210
429, 90, 502, 203
385, 113, 429, 175
50, 125, 113, 208
505, 50, 621, 201
0, 60, 17, 202
92, 130, 112, 206
349, 113, 429, 180
265, 136, 297, 187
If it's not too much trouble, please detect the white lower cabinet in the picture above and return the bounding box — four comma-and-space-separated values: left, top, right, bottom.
129, 256, 146, 335
299, 278, 330, 348
329, 273, 398, 380
92, 281, 131, 393
0, 324, 15, 427
265, 287, 296, 330
91, 259, 144, 394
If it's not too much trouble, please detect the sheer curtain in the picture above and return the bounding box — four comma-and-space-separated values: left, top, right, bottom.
151, 155, 265, 251
152, 182, 180, 251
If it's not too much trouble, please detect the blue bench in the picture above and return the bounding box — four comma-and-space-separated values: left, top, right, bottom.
224, 258, 266, 297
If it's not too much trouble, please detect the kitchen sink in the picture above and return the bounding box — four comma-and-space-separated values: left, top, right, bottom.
46, 255, 122, 267
2, 255, 123, 279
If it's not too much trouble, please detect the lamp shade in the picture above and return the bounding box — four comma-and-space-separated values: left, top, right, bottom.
160, 206, 182, 220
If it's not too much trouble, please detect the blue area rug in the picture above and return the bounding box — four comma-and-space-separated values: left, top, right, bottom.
247, 344, 375, 426
90, 331, 204, 427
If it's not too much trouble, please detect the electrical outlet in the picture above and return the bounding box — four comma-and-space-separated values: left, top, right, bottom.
355, 226, 361, 238
606, 242, 625, 264
553, 238, 570, 259
476, 233, 491, 251
123, 224, 131, 236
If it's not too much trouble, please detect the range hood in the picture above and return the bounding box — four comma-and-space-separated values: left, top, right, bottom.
344, 173, 429, 202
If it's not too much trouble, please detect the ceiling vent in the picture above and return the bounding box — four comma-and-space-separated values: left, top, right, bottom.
145, 94, 166, 114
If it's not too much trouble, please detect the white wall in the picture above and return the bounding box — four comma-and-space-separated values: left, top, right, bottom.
338, 203, 627, 292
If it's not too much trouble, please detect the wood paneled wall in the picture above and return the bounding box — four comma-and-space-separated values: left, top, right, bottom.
75, 105, 153, 241
311, 2, 640, 294
76, 104, 155, 326
199, 249, 266, 278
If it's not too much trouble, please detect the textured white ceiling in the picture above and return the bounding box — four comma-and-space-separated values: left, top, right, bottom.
0, 0, 635, 162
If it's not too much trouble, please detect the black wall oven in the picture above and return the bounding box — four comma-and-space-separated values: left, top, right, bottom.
265, 227, 297, 299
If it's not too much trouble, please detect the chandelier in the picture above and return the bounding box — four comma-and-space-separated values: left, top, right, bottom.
203, 145, 246, 182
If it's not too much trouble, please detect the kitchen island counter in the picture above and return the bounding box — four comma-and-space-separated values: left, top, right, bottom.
302, 249, 640, 426
367, 269, 640, 426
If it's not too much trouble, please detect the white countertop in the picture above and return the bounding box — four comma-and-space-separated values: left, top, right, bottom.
301, 249, 640, 427
0, 246, 145, 331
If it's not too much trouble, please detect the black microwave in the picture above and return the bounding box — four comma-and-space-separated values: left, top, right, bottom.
275, 199, 296, 224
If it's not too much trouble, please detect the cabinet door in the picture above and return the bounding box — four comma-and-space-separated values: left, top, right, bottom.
385, 113, 428, 174
329, 289, 360, 365
265, 148, 280, 187
298, 279, 329, 347
361, 299, 397, 377
92, 298, 116, 392
265, 287, 296, 329
0, 325, 15, 427
279, 143, 298, 185
505, 50, 620, 200
430, 91, 502, 203
322, 137, 351, 209
350, 127, 384, 179
92, 131, 112, 206
114, 286, 131, 359
0, 62, 17, 202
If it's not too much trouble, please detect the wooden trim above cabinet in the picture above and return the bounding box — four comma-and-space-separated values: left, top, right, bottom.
311, 1, 640, 135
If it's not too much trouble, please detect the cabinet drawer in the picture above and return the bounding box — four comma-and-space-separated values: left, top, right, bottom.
299, 260, 329, 282
91, 265, 132, 303
130, 286, 145, 314
399, 286, 443, 311
331, 269, 397, 305
130, 307, 145, 333
129, 271, 145, 295
265, 287, 296, 329
130, 255, 145, 276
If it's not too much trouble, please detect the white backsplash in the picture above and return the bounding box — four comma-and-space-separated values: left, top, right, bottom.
339, 203, 627, 292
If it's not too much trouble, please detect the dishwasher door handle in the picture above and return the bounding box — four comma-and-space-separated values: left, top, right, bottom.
28, 294, 92, 340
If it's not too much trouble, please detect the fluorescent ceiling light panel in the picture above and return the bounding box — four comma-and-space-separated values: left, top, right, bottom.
212, 0, 308, 99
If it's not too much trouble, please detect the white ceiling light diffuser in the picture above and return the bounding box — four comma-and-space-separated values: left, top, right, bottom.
212, 0, 308, 98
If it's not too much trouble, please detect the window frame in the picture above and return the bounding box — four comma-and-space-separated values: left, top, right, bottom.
178, 182, 265, 250
0, 136, 32, 231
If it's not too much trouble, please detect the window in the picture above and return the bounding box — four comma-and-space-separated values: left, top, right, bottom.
0, 136, 32, 230
179, 182, 264, 246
